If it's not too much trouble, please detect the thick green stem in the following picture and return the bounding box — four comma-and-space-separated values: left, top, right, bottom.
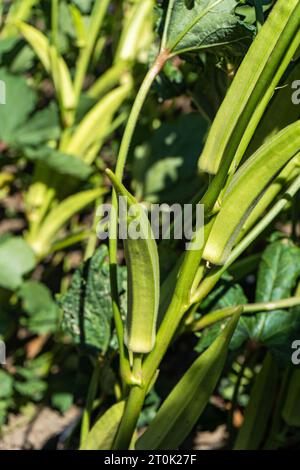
112, 385, 146, 450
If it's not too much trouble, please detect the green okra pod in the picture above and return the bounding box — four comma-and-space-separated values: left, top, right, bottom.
106, 169, 160, 354
203, 121, 300, 265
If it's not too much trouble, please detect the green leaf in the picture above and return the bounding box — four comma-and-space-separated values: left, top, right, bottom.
15, 379, 48, 401
136, 311, 240, 450
0, 370, 14, 399
255, 241, 300, 303
19, 281, 60, 334
14, 103, 60, 146
51, 392, 74, 413
161, 0, 253, 56
80, 401, 125, 450
195, 274, 247, 353
0, 68, 36, 144
231, 241, 300, 364
24, 147, 92, 180
0, 237, 36, 290
60, 245, 125, 354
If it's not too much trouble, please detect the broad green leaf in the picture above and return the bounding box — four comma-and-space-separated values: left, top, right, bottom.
0, 68, 36, 144
60, 245, 125, 354
231, 241, 300, 364
199, 0, 300, 174
19, 281, 60, 334
234, 353, 279, 450
161, 0, 253, 56
255, 241, 300, 303
80, 401, 125, 450
136, 311, 240, 450
0, 237, 36, 290
14, 103, 60, 146
29, 187, 105, 257
24, 147, 92, 180
195, 275, 247, 353
0, 370, 13, 399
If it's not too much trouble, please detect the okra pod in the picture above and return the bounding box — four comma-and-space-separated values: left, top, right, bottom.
203, 121, 300, 265
106, 169, 160, 354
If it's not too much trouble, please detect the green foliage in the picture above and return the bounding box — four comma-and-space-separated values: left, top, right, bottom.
0, 237, 35, 291
232, 241, 300, 364
19, 281, 60, 334
60, 245, 125, 354
81, 401, 125, 450
0, 68, 36, 144
161, 0, 253, 56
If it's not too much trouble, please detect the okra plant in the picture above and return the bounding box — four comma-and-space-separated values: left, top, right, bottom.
1, 0, 300, 452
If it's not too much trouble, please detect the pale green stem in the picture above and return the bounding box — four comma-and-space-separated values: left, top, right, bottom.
80, 359, 101, 447
191, 297, 300, 332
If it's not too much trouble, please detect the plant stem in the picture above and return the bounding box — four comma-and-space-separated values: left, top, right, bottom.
112, 385, 146, 450
190, 297, 300, 332
112, 296, 184, 450
80, 359, 101, 446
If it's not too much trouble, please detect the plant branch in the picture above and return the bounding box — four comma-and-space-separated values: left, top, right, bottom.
190, 297, 300, 332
